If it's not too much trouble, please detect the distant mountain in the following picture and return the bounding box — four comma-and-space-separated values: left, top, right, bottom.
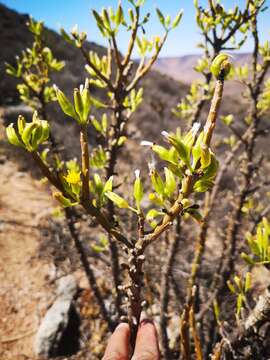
153, 54, 252, 84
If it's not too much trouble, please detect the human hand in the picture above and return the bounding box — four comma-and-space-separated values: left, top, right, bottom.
102, 320, 160, 360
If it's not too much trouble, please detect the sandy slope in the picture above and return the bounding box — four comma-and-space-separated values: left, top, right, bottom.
0, 147, 56, 359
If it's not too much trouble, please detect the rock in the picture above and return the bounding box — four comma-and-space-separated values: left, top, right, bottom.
0, 155, 6, 164
34, 275, 80, 358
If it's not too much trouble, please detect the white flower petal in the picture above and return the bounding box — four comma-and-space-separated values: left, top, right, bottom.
191, 122, 201, 137
161, 130, 169, 139
140, 140, 153, 147
134, 169, 140, 179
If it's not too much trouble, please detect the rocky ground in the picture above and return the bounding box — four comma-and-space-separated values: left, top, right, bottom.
0, 112, 108, 360
0, 138, 56, 358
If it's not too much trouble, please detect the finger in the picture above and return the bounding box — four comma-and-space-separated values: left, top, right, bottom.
132, 320, 160, 360
102, 323, 130, 360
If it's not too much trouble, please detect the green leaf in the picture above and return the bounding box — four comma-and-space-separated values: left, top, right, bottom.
146, 208, 163, 222
236, 294, 243, 315
93, 10, 104, 28
165, 15, 171, 28
117, 136, 127, 146
105, 191, 129, 209
148, 193, 164, 207
6, 123, 24, 148
210, 53, 231, 79
156, 8, 165, 26
136, 0, 145, 7
115, 4, 124, 26
221, 114, 234, 126
101, 114, 108, 133
192, 145, 201, 169
41, 148, 49, 164
164, 167, 176, 197
91, 244, 105, 253
213, 300, 220, 322
227, 280, 236, 294
244, 272, 251, 292
200, 144, 211, 168
103, 176, 113, 194
171, 10, 183, 29
247, 237, 260, 257
94, 173, 104, 196
60, 28, 76, 45
31, 124, 43, 150
241, 252, 255, 265
150, 169, 165, 196
81, 87, 91, 122
194, 179, 214, 193
53, 192, 78, 207
55, 87, 79, 121
185, 208, 203, 223
21, 122, 39, 150
90, 96, 106, 109
91, 117, 102, 133
5, 63, 18, 77
167, 135, 190, 168
74, 88, 84, 123
134, 170, 143, 210
152, 145, 172, 162
201, 154, 219, 181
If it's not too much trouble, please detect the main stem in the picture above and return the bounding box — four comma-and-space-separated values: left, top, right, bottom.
127, 246, 145, 350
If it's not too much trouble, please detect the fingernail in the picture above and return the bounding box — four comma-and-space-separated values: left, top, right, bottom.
140, 319, 153, 327
116, 322, 129, 330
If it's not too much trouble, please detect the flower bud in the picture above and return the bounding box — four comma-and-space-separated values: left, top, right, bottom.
134, 169, 143, 210
210, 53, 231, 79
74, 88, 84, 123
17, 115, 26, 135
150, 169, 164, 196
54, 85, 79, 121
40, 120, 50, 143
6, 123, 24, 148
164, 167, 176, 196
200, 144, 211, 168
31, 123, 43, 150
21, 122, 39, 150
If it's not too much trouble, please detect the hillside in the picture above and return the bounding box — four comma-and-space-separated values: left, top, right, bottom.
0, 3, 187, 128
154, 53, 251, 84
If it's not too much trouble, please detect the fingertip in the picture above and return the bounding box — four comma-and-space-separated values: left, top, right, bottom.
116, 322, 130, 330
132, 320, 160, 359
103, 323, 130, 360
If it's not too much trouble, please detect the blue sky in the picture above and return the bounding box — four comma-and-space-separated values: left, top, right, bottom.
2, 0, 269, 56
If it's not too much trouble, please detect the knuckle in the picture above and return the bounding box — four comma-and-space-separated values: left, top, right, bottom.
132, 350, 160, 360
102, 351, 127, 360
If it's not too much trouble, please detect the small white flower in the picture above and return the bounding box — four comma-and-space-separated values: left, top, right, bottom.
140, 140, 153, 147
191, 122, 201, 137
134, 169, 140, 179
84, 78, 89, 89
148, 156, 156, 172
161, 130, 169, 139
71, 24, 78, 35
53, 84, 59, 91
79, 84, 84, 93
